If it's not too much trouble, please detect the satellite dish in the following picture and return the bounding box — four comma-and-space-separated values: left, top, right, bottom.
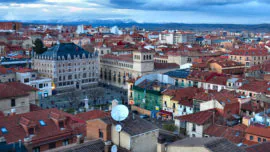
111, 104, 129, 122
111, 145, 117, 152
115, 124, 122, 132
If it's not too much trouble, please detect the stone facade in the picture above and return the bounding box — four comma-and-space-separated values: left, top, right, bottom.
100, 50, 155, 88
32, 43, 99, 92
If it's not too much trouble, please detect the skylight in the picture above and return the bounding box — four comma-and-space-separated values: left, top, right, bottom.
1, 127, 8, 134
235, 131, 240, 137
39, 120, 46, 126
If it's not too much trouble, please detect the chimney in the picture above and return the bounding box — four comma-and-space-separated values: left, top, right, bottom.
76, 134, 84, 144
132, 112, 135, 120
18, 139, 22, 149
212, 110, 215, 125
10, 108, 16, 116
104, 141, 112, 152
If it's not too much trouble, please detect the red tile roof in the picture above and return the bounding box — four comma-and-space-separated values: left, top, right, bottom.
245, 142, 270, 152
6, 82, 39, 92
206, 74, 229, 85
12, 67, 34, 73
245, 125, 270, 138
154, 62, 179, 70
204, 124, 228, 137
0, 66, 14, 74
0, 108, 85, 144
194, 90, 239, 104
0, 82, 38, 99
193, 92, 213, 101
30, 104, 43, 112
238, 80, 270, 95
204, 124, 246, 144
210, 60, 244, 67
230, 49, 269, 56
76, 110, 109, 121
175, 109, 216, 125
101, 54, 133, 62
0, 83, 29, 99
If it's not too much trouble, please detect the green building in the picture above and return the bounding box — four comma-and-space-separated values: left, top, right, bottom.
133, 84, 163, 111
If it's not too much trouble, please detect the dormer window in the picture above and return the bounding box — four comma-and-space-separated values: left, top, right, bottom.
59, 121, 64, 128
28, 128, 34, 135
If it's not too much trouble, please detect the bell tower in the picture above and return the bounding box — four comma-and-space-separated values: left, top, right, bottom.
133, 49, 154, 73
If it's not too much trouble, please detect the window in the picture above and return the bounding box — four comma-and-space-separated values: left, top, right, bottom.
99, 129, 103, 138
11, 99, 16, 107
192, 124, 196, 132
28, 128, 34, 135
263, 138, 267, 142
24, 78, 29, 83
39, 120, 46, 126
62, 139, 69, 146
173, 103, 176, 109
250, 136, 254, 140
49, 142, 56, 149
59, 121, 64, 128
258, 137, 261, 142
1, 127, 8, 134
32, 74, 36, 78
33, 147, 40, 152
39, 84, 43, 88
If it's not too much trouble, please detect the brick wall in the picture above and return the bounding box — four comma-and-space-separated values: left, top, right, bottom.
86, 119, 111, 141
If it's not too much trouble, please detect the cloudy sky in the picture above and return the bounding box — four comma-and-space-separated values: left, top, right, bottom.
0, 0, 269, 24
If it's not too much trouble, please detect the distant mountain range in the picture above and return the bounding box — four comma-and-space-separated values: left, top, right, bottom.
2, 19, 270, 32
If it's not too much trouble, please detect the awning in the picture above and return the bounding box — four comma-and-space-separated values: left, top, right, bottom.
159, 110, 173, 116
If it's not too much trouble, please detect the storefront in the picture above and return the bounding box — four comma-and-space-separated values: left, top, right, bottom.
159, 110, 173, 120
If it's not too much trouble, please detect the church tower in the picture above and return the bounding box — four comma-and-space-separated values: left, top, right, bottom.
133, 48, 154, 73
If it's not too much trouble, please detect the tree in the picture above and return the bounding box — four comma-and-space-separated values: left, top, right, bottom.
163, 124, 177, 132
33, 38, 47, 54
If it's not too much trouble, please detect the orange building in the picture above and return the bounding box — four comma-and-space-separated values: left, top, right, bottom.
244, 125, 270, 146
0, 22, 22, 31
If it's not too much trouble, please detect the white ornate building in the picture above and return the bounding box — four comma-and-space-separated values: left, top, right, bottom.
32, 43, 99, 93
100, 49, 179, 89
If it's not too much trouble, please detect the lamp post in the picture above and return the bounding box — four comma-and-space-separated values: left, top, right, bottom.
84, 96, 89, 111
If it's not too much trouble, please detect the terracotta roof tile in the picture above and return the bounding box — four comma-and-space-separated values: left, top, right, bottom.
175, 109, 216, 125
245, 142, 270, 152
0, 108, 85, 144
245, 125, 270, 138
154, 62, 179, 70
0, 83, 29, 99
76, 110, 109, 121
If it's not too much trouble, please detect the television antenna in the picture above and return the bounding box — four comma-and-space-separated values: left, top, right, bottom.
111, 104, 129, 122
111, 104, 129, 152
111, 145, 117, 152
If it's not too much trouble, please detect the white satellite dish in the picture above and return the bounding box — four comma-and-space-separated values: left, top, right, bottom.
111, 145, 118, 152
115, 124, 122, 132
111, 104, 129, 122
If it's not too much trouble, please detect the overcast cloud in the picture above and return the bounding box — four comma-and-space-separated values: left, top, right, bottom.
0, 0, 269, 24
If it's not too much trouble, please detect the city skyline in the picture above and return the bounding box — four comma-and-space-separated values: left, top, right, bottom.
0, 0, 270, 24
